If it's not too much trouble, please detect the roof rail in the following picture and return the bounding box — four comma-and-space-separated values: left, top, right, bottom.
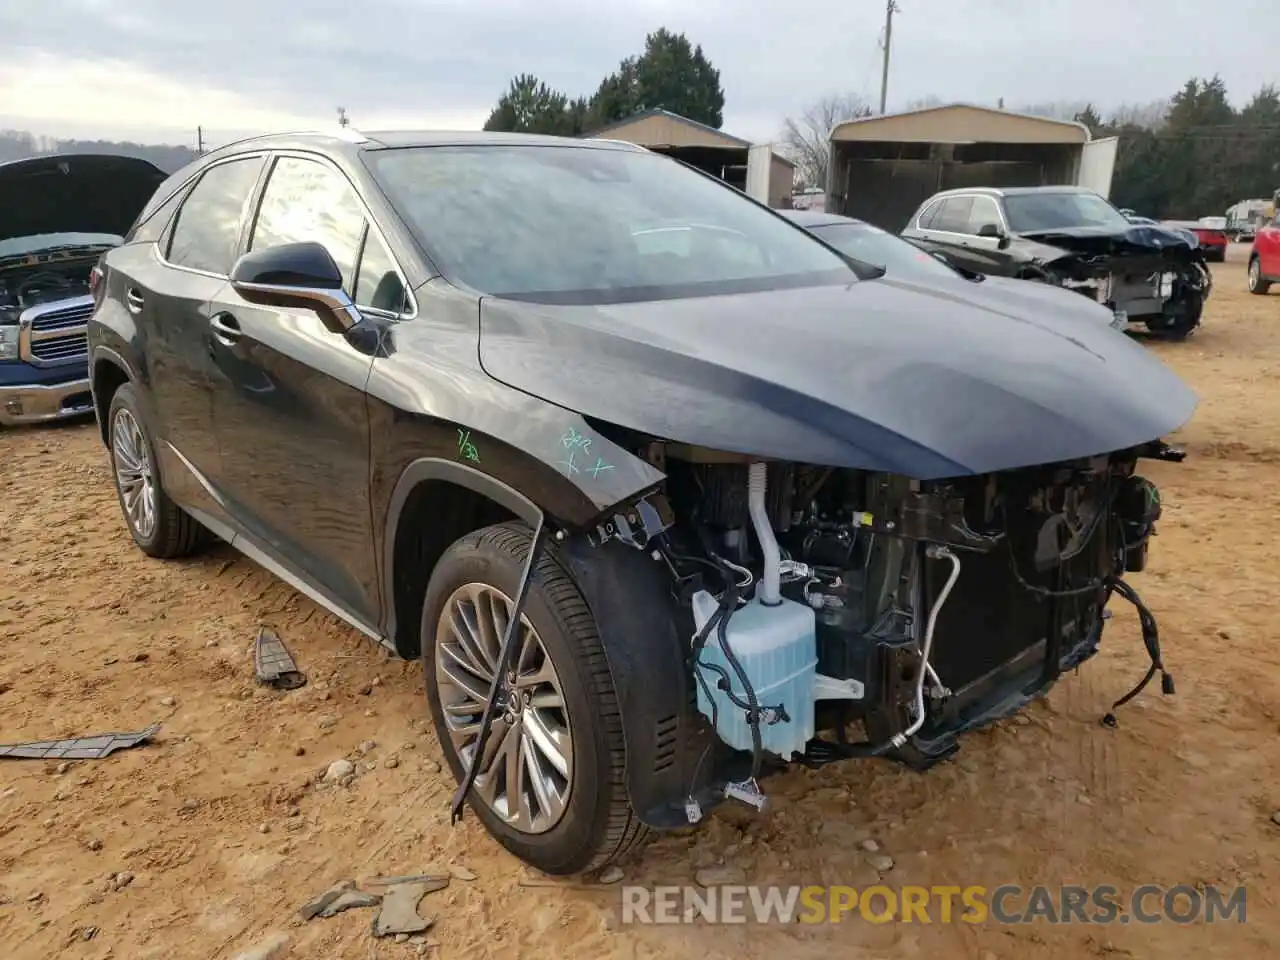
324, 126, 369, 144
204, 127, 370, 153
586, 137, 649, 151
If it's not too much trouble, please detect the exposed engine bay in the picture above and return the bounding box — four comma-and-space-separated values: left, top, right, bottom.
587, 438, 1182, 818
0, 257, 96, 324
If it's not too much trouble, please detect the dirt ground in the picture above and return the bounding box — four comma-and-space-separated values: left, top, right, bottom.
3, 253, 1279, 960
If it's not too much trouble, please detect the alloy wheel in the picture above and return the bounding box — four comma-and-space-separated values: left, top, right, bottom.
1249, 259, 1260, 291
434, 582, 573, 834
111, 408, 157, 541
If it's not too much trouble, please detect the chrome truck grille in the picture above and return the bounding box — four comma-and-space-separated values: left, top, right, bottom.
18, 295, 93, 367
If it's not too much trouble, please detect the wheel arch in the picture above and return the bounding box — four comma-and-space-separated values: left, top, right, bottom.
383, 458, 542, 659
90, 347, 138, 446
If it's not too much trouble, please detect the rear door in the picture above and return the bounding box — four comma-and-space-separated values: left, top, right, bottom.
120, 154, 266, 515
206, 152, 401, 629
915, 195, 1016, 276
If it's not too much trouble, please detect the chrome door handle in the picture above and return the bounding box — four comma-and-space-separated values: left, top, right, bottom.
210, 312, 242, 344
125, 288, 145, 314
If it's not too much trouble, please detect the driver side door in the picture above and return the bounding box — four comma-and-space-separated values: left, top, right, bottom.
206, 153, 392, 631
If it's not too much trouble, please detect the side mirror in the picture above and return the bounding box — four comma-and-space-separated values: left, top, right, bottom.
976, 222, 1003, 239
230, 242, 361, 329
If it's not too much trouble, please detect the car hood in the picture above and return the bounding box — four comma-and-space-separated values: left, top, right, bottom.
0, 154, 166, 246
901, 271, 1118, 327
477, 277, 1196, 479
1019, 223, 1200, 260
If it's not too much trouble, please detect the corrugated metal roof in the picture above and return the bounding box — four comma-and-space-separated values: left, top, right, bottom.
831, 102, 1092, 142
586, 109, 752, 148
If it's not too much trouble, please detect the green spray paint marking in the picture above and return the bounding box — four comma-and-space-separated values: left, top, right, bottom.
457, 429, 481, 463
557, 427, 612, 479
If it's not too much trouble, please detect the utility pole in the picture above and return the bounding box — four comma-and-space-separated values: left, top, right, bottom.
196, 126, 204, 154
336, 106, 349, 128
878, 0, 899, 115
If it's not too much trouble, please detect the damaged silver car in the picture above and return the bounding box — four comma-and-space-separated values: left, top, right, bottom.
902, 186, 1212, 339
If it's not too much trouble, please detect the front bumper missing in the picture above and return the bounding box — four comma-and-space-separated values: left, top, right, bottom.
0, 377, 94, 426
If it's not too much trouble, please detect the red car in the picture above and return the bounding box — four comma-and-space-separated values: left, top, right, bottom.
1248, 215, 1280, 295
1190, 217, 1229, 262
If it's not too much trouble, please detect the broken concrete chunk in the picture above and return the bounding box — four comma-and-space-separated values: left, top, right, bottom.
447, 865, 476, 882
324, 759, 354, 783
371, 882, 438, 938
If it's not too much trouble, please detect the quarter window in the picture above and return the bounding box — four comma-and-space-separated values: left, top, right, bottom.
353, 230, 408, 313
915, 199, 942, 229
250, 157, 366, 293
166, 157, 264, 274
931, 197, 974, 234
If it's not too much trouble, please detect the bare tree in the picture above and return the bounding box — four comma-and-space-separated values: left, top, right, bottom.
780, 93, 872, 189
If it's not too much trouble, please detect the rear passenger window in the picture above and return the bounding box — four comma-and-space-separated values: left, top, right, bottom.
250, 157, 366, 294
931, 197, 974, 233
166, 157, 264, 274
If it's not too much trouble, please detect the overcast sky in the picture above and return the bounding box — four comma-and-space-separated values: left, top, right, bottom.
0, 0, 1272, 149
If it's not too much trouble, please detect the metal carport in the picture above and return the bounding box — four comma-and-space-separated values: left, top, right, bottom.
587, 109, 795, 208
826, 103, 1118, 230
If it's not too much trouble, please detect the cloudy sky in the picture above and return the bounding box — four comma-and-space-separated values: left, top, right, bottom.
0, 0, 1272, 149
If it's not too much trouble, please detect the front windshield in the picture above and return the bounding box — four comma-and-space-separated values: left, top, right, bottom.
809, 221, 959, 281
1003, 192, 1131, 233
366, 145, 854, 304
0, 232, 120, 260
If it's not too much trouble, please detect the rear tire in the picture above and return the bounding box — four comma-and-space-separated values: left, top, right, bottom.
107, 383, 205, 559
421, 522, 649, 875
1248, 257, 1271, 295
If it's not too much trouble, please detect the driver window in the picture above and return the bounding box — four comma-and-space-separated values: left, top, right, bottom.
966, 197, 1002, 236
249, 156, 366, 293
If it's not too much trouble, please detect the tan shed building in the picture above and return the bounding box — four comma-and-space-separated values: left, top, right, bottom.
826, 103, 1119, 229
587, 109, 796, 208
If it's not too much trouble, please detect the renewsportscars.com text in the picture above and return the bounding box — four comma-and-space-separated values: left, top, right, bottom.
620, 884, 1247, 925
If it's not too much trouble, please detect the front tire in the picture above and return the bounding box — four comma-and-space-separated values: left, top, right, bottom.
1248, 257, 1271, 295
107, 383, 204, 559
421, 522, 648, 875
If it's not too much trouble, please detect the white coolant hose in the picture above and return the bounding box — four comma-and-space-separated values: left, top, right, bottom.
897, 543, 962, 745
747, 462, 781, 605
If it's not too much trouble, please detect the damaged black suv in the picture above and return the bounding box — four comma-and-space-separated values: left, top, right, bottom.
903, 186, 1212, 339
88, 130, 1195, 876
